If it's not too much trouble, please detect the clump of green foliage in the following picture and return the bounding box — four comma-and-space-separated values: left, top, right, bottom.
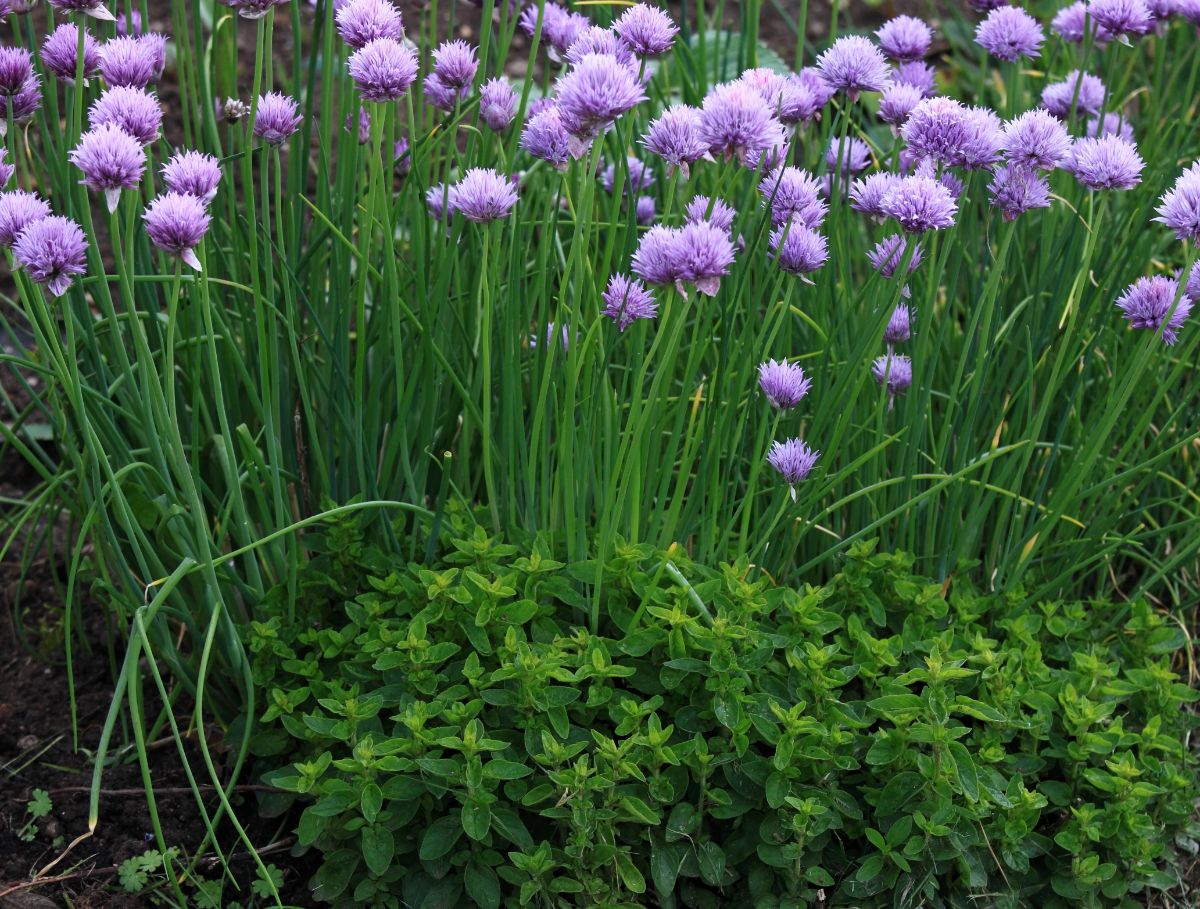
246, 507, 1198, 908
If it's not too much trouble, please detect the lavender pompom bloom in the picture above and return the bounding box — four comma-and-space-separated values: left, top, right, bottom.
769, 221, 829, 277
1090, 0, 1153, 37
797, 66, 837, 109
346, 106, 371, 143
876, 15, 932, 62
479, 78, 517, 131
760, 166, 827, 228
555, 53, 646, 144
566, 27, 635, 67
988, 164, 1052, 220
758, 359, 813, 409
519, 2, 590, 59
349, 37, 418, 102
850, 173, 899, 220
1086, 112, 1134, 142
684, 195, 736, 233
1052, 2, 1114, 44
825, 136, 872, 177
739, 69, 821, 125
1002, 108, 1070, 170
600, 156, 654, 195
698, 82, 784, 166
98, 34, 164, 88
632, 225, 681, 286
675, 221, 735, 296
1154, 162, 1200, 244
115, 8, 141, 34
959, 106, 1005, 170
1116, 276, 1191, 343
976, 6, 1044, 60
613, 3, 678, 56
13, 216, 88, 297
635, 195, 655, 224
902, 97, 1003, 170
4, 75, 40, 123
69, 123, 146, 211
1042, 70, 1105, 118
882, 175, 958, 232
42, 24, 101, 83
162, 150, 222, 205
0, 190, 50, 247
449, 167, 518, 222
426, 183, 453, 221
144, 192, 211, 270
767, 437, 820, 490
1067, 135, 1144, 190
815, 35, 890, 100
602, 273, 657, 331
871, 354, 913, 395
893, 60, 937, 98
879, 82, 923, 127
433, 39, 478, 89
393, 137, 411, 175
423, 72, 468, 111
521, 106, 571, 168
336, 0, 403, 49
868, 234, 922, 277
885, 304, 912, 343
0, 147, 10, 187
642, 105, 708, 177
90, 86, 162, 145
0, 46, 32, 95
1185, 262, 1200, 304
47, 0, 115, 18
253, 92, 302, 143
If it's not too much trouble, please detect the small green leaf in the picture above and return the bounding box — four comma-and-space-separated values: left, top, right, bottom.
615, 853, 646, 893
420, 816, 463, 861
360, 783, 383, 823
361, 824, 394, 876
462, 798, 492, 841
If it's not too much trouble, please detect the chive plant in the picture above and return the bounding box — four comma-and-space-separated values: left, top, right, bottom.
1, 0, 1200, 881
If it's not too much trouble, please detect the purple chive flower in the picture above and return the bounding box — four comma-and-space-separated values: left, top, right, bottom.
612, 3, 678, 56
162, 150, 222, 205
850, 173, 900, 220
4, 75, 40, 123
69, 123, 146, 211
1041, 70, 1106, 118
0, 46, 32, 96
642, 105, 709, 177
699, 82, 785, 167
433, 39, 478, 90
968, 0, 1008, 11
1090, 0, 1153, 37
632, 225, 682, 286
738, 69, 821, 125
600, 156, 654, 195
566, 27, 635, 67
449, 167, 518, 222
868, 234, 923, 278
825, 136, 872, 177
767, 437, 820, 491
684, 195, 737, 233
769, 221, 829, 278
872, 354, 913, 395
393, 137, 411, 175
1185, 262, 1200, 303
601, 273, 658, 330
426, 183, 453, 221
336, 0, 403, 49
902, 97, 1003, 170
521, 106, 571, 169
98, 34, 164, 88
675, 221, 735, 296
797, 66, 837, 110
1086, 112, 1134, 142
227, 0, 290, 19
881, 175, 958, 232
144, 192, 211, 270
815, 35, 890, 100
41, 23, 102, 83
879, 82, 923, 127
556, 53, 646, 150
635, 195, 656, 224
988, 164, 1053, 220
13, 216, 88, 297
1116, 276, 1191, 343
0, 147, 11, 187
519, 2, 590, 60
349, 37, 418, 102
885, 304, 912, 343
253, 92, 302, 144
758, 359, 813, 409
1179, 0, 1200, 24
89, 86, 162, 145
1002, 108, 1070, 170
479, 78, 518, 131
47, 0, 115, 19
918, 157, 966, 199
876, 15, 932, 62
423, 72, 468, 111
217, 96, 248, 123
115, 8, 141, 34
346, 106, 371, 143
893, 60, 937, 98
1067, 134, 1144, 190
1052, 2, 1115, 44
759, 166, 827, 228
0, 190, 50, 247
976, 6, 1044, 60
1155, 163, 1200, 244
